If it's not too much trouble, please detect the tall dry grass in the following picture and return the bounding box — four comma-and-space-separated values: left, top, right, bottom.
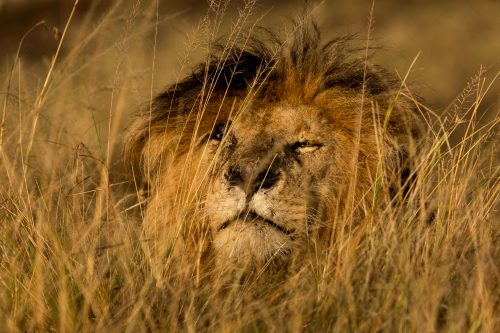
0, 1, 498, 332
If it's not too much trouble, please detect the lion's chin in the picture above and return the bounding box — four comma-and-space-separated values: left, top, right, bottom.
212, 219, 292, 268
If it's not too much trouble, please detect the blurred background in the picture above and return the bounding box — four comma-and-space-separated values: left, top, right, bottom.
1, 0, 499, 109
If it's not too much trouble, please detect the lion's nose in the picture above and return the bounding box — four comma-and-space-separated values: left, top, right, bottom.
225, 162, 281, 196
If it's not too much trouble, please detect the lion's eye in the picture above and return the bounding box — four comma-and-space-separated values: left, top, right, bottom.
291, 141, 322, 154
210, 123, 227, 141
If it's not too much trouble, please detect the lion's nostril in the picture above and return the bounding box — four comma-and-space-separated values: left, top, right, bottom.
255, 169, 281, 190
225, 165, 243, 186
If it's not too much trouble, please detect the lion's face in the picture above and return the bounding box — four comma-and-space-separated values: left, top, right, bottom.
204, 104, 337, 266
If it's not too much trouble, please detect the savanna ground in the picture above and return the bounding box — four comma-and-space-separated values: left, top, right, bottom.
0, 0, 499, 331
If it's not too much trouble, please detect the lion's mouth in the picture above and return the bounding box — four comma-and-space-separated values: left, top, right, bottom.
218, 212, 294, 235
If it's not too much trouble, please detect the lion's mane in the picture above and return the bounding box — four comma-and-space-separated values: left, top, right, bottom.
125, 21, 423, 272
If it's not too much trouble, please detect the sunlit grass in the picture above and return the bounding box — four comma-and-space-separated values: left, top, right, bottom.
0, 1, 498, 332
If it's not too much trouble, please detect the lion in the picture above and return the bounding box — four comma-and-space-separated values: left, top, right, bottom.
125, 21, 422, 275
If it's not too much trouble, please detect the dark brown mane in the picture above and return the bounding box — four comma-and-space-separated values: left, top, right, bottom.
153, 21, 396, 119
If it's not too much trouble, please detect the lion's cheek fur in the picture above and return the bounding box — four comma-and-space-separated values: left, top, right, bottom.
140, 152, 214, 269
205, 185, 247, 227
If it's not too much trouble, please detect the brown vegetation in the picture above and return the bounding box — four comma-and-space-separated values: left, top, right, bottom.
0, 1, 498, 331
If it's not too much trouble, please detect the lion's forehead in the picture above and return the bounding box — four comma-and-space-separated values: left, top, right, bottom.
234, 104, 326, 139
